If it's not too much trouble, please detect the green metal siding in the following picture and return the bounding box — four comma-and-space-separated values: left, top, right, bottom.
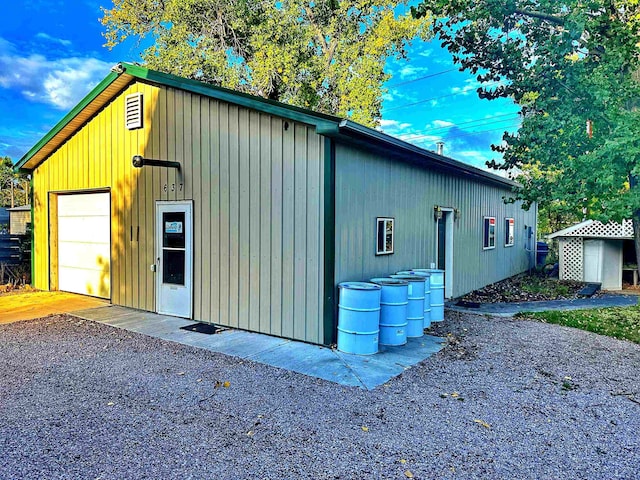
334, 143, 537, 298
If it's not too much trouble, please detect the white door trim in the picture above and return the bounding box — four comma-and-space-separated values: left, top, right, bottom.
156, 200, 193, 318
436, 207, 455, 298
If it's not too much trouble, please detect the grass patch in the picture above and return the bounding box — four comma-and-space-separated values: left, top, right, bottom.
518, 306, 640, 344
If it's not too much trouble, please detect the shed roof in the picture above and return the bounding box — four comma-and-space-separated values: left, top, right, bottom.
15, 62, 518, 189
7, 205, 31, 212
548, 219, 633, 240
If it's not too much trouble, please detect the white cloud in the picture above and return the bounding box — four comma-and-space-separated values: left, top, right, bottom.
397, 64, 430, 80
35, 32, 72, 47
0, 37, 112, 109
432, 120, 454, 128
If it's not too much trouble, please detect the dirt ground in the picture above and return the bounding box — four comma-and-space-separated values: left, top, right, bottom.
0, 291, 108, 324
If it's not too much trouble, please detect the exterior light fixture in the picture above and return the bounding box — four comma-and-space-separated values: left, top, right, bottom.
434, 205, 442, 221
132, 155, 181, 170
454, 208, 461, 220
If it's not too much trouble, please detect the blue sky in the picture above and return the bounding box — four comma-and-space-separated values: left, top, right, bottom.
0, 1, 520, 171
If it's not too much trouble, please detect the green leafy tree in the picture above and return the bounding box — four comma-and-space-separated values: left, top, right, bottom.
0, 157, 28, 209
102, 0, 429, 126
413, 1, 640, 266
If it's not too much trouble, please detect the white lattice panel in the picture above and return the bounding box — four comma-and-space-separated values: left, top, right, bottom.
564, 220, 633, 238
560, 237, 583, 281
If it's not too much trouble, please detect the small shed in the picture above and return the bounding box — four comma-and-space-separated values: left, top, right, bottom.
8, 205, 31, 235
548, 220, 636, 290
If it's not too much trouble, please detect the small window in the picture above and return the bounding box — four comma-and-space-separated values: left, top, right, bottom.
483, 217, 496, 249
376, 217, 394, 255
505, 218, 515, 247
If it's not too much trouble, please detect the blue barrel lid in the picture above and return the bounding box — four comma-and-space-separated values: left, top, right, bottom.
369, 277, 408, 286
414, 268, 444, 273
338, 281, 381, 290
397, 270, 431, 277
390, 274, 425, 283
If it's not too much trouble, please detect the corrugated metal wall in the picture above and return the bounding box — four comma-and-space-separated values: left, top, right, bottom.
334, 143, 537, 297
32, 81, 326, 344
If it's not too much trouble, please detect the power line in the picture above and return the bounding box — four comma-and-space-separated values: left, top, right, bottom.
394, 112, 521, 140
383, 81, 506, 112
410, 122, 521, 146
386, 68, 458, 88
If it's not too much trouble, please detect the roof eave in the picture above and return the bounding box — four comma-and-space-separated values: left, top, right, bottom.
14, 69, 133, 172
335, 120, 520, 189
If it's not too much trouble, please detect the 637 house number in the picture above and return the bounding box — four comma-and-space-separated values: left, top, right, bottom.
163, 183, 183, 192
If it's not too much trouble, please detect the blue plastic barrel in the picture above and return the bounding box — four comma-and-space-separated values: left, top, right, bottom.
416, 269, 444, 322
390, 275, 425, 338
370, 278, 409, 346
398, 270, 432, 328
337, 282, 381, 355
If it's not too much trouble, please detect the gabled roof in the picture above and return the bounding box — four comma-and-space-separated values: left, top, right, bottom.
15, 62, 518, 189
548, 219, 634, 239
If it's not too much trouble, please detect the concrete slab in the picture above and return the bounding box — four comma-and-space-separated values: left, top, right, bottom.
447, 293, 639, 317
71, 305, 445, 390
0, 291, 109, 324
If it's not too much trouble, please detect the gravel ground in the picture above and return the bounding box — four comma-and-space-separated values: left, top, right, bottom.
1, 313, 639, 480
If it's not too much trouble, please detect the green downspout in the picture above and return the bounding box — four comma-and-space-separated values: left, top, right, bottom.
323, 137, 337, 345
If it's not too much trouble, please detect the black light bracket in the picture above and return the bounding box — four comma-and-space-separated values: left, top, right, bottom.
132, 155, 181, 171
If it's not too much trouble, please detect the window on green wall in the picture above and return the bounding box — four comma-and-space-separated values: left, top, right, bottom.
505, 218, 515, 247
483, 216, 496, 249
376, 217, 394, 255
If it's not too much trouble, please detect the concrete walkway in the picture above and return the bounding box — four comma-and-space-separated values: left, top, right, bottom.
0, 291, 109, 324
72, 305, 445, 390
446, 293, 639, 316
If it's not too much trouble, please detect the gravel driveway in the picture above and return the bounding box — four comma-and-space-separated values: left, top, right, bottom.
1, 312, 639, 479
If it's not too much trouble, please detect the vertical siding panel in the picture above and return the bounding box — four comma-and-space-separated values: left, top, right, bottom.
143, 85, 157, 311
270, 119, 283, 337
160, 88, 170, 202
218, 102, 230, 327
259, 115, 272, 335
181, 92, 193, 202
170, 90, 180, 202
190, 95, 201, 318
281, 122, 295, 339
305, 129, 320, 344
293, 124, 308, 341
248, 110, 261, 333
238, 108, 250, 330
228, 105, 240, 328
199, 97, 211, 321
210, 100, 221, 324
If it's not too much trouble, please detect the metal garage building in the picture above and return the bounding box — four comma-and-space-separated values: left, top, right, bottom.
16, 63, 537, 345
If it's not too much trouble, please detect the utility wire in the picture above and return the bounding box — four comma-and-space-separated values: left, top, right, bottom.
394, 112, 521, 140
383, 81, 506, 112
386, 68, 458, 88
410, 122, 521, 146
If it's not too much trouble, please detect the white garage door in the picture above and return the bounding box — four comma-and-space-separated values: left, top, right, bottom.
57, 192, 111, 299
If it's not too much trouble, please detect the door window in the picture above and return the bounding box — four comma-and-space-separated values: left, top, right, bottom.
162, 212, 186, 285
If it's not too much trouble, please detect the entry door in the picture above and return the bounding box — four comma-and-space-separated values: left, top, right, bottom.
436, 209, 454, 298
156, 201, 193, 318
583, 239, 603, 283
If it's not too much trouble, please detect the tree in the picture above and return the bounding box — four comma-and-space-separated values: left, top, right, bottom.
413, 1, 640, 266
0, 157, 28, 209
101, 0, 429, 126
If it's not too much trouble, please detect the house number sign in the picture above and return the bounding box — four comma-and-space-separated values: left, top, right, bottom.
163, 183, 184, 192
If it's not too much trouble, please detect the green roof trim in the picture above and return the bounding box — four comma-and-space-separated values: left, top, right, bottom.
14, 70, 121, 172
15, 61, 518, 189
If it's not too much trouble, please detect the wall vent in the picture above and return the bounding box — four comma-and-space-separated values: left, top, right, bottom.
125, 92, 143, 130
